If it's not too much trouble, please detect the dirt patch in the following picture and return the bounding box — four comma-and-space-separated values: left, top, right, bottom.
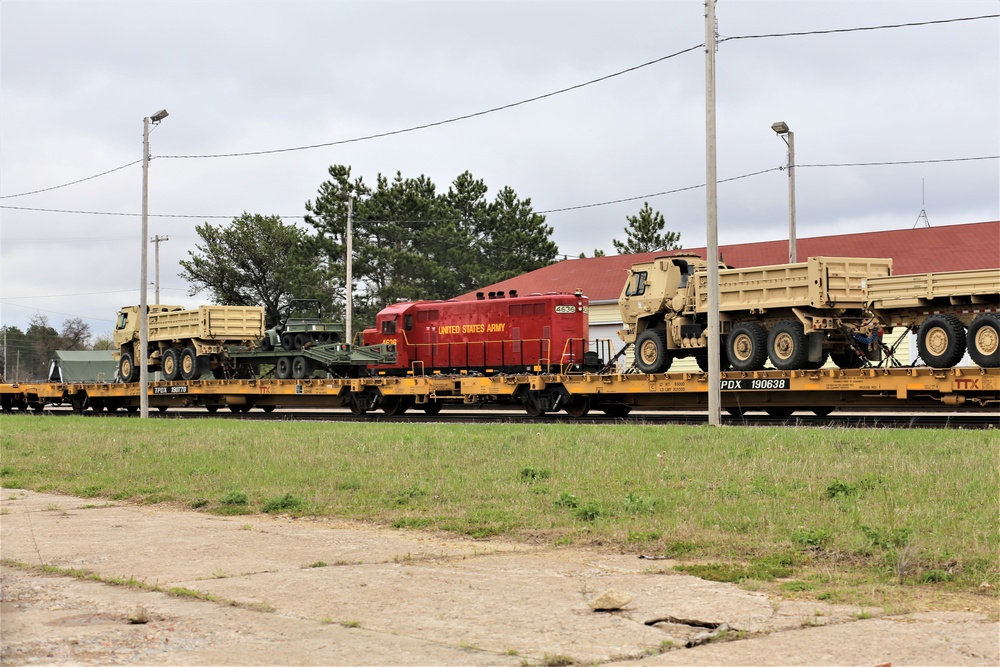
2, 488, 997, 666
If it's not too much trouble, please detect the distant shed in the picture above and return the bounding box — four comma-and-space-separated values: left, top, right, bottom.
47, 350, 117, 383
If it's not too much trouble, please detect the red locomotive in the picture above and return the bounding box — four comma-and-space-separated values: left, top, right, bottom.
362, 290, 598, 375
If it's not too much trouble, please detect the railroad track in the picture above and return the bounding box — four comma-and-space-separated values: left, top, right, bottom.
16, 406, 998, 429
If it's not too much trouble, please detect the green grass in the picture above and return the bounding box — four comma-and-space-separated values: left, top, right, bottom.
1, 416, 997, 599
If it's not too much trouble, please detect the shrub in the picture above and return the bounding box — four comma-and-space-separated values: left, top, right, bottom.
262, 493, 304, 513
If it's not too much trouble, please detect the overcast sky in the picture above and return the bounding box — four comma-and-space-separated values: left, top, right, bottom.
1, 0, 998, 338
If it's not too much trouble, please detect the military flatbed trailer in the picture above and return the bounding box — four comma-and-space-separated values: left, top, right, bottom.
2, 367, 997, 417
219, 342, 396, 380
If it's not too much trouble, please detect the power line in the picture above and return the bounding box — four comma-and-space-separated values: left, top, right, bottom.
0, 160, 142, 200
2, 14, 995, 198
4, 155, 994, 221
158, 46, 705, 160
719, 14, 998, 43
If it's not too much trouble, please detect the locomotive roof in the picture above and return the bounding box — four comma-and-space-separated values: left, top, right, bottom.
460, 220, 1000, 303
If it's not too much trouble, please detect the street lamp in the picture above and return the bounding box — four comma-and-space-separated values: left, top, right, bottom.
771, 121, 797, 263
139, 109, 168, 418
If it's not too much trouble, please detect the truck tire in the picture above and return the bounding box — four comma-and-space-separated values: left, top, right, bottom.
275, 356, 293, 379
917, 314, 966, 368
967, 313, 1000, 368
119, 352, 139, 383
179, 346, 201, 380
768, 320, 809, 370
291, 356, 314, 379
696, 336, 731, 372
635, 328, 672, 374
728, 322, 768, 372
294, 333, 310, 350
281, 333, 295, 351
162, 348, 181, 381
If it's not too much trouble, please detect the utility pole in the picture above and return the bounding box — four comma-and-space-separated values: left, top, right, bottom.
140, 108, 168, 419
346, 198, 353, 345
152, 235, 169, 304
704, 0, 722, 426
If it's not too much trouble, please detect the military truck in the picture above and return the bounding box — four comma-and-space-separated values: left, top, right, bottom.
260, 299, 344, 351
113, 305, 266, 382
618, 254, 893, 373
867, 268, 1000, 368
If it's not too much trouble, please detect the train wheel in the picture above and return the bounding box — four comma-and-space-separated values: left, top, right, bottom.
162, 348, 181, 381
967, 313, 1000, 368
275, 357, 293, 379
725, 406, 746, 417
422, 401, 443, 415
564, 395, 590, 418
917, 314, 966, 368
522, 394, 543, 417
348, 395, 368, 415
382, 396, 412, 416
119, 352, 139, 383
765, 407, 795, 417
261, 405, 275, 413
601, 403, 631, 418
291, 356, 314, 380
635, 328, 671, 374
812, 406, 835, 417
206, 405, 220, 413
768, 320, 808, 370
728, 322, 767, 372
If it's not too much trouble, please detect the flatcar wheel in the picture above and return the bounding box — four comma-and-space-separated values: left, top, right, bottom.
725, 406, 746, 417
522, 394, 543, 417
812, 406, 835, 417
206, 405, 220, 413
967, 313, 1000, 368
261, 405, 275, 413
564, 395, 590, 419
917, 314, 966, 368
601, 403, 631, 418
422, 401, 442, 415
381, 396, 411, 416
727, 322, 767, 372
348, 395, 368, 415
767, 320, 808, 370
765, 407, 794, 418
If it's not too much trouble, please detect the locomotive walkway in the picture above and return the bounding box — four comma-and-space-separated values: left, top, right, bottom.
2, 488, 997, 666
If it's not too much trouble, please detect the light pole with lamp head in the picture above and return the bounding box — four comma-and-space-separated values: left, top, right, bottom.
139, 108, 168, 418
771, 121, 797, 263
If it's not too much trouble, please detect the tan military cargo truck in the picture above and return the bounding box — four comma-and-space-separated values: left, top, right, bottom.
618, 254, 892, 373
113, 305, 266, 382
867, 268, 1000, 368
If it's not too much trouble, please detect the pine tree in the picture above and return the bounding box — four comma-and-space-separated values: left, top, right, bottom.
612, 202, 680, 255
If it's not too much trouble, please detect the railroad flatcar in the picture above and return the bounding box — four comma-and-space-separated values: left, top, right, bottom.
362, 290, 597, 375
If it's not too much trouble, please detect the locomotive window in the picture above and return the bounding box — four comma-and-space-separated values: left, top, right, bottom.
404, 315, 413, 331
509, 305, 521, 316
381, 320, 397, 334
533, 303, 545, 315
626, 271, 648, 296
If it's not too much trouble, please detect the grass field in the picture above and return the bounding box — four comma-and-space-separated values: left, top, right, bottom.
2, 415, 997, 607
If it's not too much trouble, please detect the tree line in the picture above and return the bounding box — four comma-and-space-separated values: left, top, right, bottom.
180, 164, 679, 329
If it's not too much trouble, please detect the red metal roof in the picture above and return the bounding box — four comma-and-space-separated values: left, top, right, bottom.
459, 220, 1000, 302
